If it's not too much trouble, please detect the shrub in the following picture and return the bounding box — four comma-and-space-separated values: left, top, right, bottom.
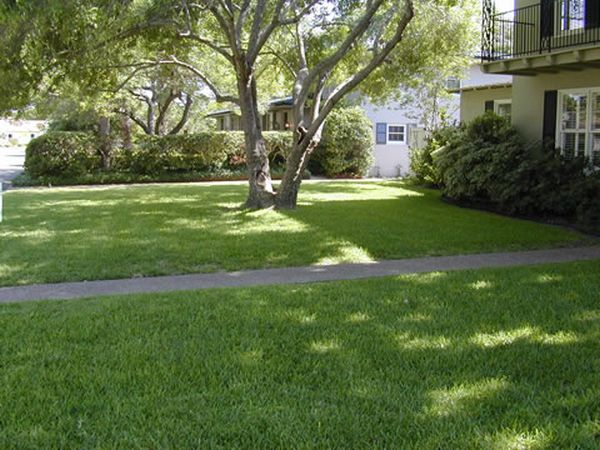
25, 132, 100, 178
123, 132, 294, 175
312, 107, 374, 177
409, 127, 460, 187
433, 112, 600, 231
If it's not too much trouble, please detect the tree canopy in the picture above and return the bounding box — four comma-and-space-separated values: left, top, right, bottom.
0, 0, 478, 208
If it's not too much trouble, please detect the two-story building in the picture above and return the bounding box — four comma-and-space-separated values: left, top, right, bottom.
481, 0, 600, 164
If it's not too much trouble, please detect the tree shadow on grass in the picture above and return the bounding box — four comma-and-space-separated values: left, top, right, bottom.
0, 182, 582, 287
1, 262, 598, 447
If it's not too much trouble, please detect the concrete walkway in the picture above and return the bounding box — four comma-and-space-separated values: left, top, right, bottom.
1, 246, 599, 304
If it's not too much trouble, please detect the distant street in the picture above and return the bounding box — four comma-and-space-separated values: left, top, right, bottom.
0, 146, 25, 185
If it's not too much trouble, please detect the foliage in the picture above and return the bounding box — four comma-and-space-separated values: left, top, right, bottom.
0, 182, 582, 287
312, 107, 374, 177
431, 112, 600, 232
24, 132, 100, 178
409, 127, 461, 187
122, 131, 294, 175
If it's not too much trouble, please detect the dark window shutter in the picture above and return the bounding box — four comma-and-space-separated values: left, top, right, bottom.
376, 123, 387, 144
543, 90, 558, 144
586, 0, 600, 29
540, 0, 555, 39
484, 100, 494, 112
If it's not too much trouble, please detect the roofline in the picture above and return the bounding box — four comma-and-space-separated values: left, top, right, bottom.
449, 82, 512, 94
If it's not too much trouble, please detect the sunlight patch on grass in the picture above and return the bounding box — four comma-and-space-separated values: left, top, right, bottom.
310, 339, 341, 354
470, 327, 580, 348
484, 428, 552, 450
469, 280, 493, 290
0, 229, 55, 240
316, 242, 374, 265
426, 378, 510, 418
347, 312, 372, 323
536, 274, 565, 284
282, 308, 317, 325
238, 349, 264, 366
406, 271, 448, 284
574, 310, 600, 322
400, 313, 432, 323
395, 332, 452, 350
224, 212, 311, 236
300, 185, 423, 203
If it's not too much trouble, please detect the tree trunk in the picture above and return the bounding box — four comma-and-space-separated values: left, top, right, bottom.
98, 116, 112, 170
276, 134, 320, 209
121, 115, 132, 152
238, 69, 275, 209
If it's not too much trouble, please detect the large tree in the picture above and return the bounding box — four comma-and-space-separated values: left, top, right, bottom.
0, 0, 476, 208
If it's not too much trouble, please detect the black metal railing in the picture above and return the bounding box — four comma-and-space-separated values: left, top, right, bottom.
482, 0, 600, 62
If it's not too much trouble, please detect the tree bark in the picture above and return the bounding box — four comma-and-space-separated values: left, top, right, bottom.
98, 116, 112, 170
121, 114, 133, 151
276, 128, 321, 209
237, 65, 275, 209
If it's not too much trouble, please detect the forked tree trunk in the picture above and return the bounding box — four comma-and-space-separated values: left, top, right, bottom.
238, 67, 275, 209
276, 135, 320, 209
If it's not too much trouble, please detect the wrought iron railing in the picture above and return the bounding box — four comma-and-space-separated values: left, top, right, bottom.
482, 0, 600, 62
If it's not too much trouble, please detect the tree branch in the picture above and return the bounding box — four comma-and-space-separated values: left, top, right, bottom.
169, 94, 194, 134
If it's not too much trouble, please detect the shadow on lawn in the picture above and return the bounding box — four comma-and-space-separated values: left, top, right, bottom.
1, 263, 598, 447
0, 181, 581, 287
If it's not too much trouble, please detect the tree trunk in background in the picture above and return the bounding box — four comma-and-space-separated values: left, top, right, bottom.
238, 66, 275, 209
98, 116, 112, 170
121, 115, 132, 151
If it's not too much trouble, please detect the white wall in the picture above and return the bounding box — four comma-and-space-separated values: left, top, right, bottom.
459, 64, 512, 90
362, 97, 459, 178
0, 120, 47, 146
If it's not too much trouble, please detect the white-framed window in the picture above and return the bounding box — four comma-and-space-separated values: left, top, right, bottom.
494, 99, 512, 120
387, 124, 406, 144
557, 87, 600, 166
557, 0, 586, 32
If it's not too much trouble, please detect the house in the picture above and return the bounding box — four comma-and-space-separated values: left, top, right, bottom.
0, 119, 47, 146
452, 64, 513, 123
207, 96, 456, 177
481, 0, 600, 164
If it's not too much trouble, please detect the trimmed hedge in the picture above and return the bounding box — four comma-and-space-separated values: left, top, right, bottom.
311, 107, 374, 177
112, 131, 295, 175
429, 113, 600, 232
25, 132, 101, 178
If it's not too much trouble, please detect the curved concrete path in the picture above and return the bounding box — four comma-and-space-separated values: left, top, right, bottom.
1, 245, 599, 304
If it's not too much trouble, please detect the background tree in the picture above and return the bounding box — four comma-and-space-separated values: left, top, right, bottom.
0, 0, 477, 208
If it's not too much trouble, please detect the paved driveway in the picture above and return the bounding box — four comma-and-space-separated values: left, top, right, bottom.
0, 146, 25, 185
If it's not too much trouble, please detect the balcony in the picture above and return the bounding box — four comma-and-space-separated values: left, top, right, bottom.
481, 0, 600, 74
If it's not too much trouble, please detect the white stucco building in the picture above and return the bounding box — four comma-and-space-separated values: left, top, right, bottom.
0, 119, 47, 146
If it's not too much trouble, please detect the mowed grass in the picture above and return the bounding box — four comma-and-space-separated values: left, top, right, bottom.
1, 261, 599, 448
0, 181, 589, 287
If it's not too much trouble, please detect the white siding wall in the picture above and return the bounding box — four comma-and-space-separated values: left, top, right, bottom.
362, 98, 459, 178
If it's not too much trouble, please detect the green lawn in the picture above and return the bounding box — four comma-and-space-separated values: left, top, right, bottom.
1, 261, 599, 447
0, 181, 590, 287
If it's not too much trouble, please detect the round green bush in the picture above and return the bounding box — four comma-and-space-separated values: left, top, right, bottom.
313, 107, 374, 177
25, 132, 101, 178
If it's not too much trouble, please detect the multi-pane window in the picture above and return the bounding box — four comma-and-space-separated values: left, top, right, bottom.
388, 125, 406, 143
494, 100, 512, 120
559, 0, 586, 31
558, 88, 600, 165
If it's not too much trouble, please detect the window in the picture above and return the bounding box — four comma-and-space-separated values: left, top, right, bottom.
558, 0, 585, 32
557, 88, 600, 165
388, 124, 406, 144
494, 100, 512, 120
